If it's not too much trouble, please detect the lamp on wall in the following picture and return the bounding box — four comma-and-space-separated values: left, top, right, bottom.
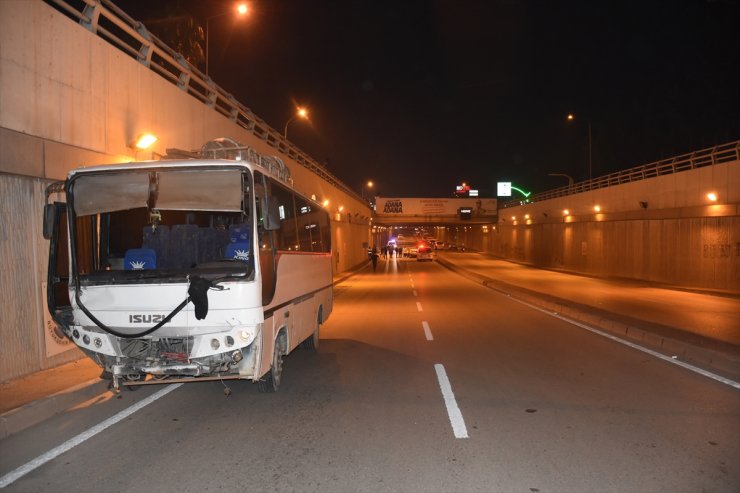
131, 133, 158, 150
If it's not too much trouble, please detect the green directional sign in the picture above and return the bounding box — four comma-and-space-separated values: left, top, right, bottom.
510, 186, 531, 198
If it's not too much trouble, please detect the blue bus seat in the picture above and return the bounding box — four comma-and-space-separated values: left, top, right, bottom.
124, 248, 157, 270
225, 242, 250, 261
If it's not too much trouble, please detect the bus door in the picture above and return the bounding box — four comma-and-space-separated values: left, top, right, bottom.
44, 202, 72, 327
254, 171, 276, 305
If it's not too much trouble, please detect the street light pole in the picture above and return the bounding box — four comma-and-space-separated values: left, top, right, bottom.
567, 113, 593, 180
284, 107, 309, 139
548, 173, 574, 189
361, 180, 374, 202
205, 3, 248, 77
588, 121, 592, 180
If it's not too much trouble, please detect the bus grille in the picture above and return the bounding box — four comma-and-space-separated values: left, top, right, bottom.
119, 337, 194, 363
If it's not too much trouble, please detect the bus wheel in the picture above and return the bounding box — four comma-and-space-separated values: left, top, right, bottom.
258, 339, 284, 393
301, 317, 320, 351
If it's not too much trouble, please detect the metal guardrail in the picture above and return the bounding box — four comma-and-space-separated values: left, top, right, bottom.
502, 141, 740, 208
45, 0, 365, 203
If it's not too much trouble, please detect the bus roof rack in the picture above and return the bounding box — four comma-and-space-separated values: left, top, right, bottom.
166, 138, 292, 184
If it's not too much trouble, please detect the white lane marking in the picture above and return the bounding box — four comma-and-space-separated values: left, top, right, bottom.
506, 296, 740, 391
434, 364, 468, 438
416, 302, 423, 312
422, 321, 434, 341
0, 383, 183, 488
413, 290, 418, 297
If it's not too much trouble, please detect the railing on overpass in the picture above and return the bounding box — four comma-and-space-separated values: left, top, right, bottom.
501, 140, 740, 208
45, 0, 364, 203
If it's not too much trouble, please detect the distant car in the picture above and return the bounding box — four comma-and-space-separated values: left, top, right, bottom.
407, 247, 418, 258
448, 243, 457, 251
435, 241, 446, 250
417, 245, 433, 261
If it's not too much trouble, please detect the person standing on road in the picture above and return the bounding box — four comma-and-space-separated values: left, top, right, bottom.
371, 245, 379, 272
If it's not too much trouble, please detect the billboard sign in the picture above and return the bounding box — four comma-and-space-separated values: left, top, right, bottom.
375, 198, 497, 217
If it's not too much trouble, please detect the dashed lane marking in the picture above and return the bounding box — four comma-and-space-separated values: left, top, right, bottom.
422, 321, 434, 341
434, 364, 468, 438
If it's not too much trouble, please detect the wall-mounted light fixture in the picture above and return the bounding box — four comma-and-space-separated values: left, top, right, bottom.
132, 133, 158, 150
707, 192, 718, 202
563, 209, 570, 216
593, 205, 601, 212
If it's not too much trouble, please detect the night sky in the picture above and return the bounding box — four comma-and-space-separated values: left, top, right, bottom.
115, 0, 740, 198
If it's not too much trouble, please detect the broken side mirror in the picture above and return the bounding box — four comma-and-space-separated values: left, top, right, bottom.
261, 196, 281, 231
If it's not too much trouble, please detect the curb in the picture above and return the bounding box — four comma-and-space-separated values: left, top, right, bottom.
436, 256, 740, 382
0, 379, 111, 440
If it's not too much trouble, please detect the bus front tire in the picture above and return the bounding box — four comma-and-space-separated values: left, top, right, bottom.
258, 339, 284, 393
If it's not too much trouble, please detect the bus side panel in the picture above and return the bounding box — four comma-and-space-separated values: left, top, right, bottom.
267, 252, 332, 353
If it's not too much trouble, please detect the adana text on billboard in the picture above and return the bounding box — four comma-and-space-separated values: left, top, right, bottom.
375, 197, 497, 217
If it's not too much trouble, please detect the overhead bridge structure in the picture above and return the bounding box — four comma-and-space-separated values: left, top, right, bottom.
373, 197, 498, 226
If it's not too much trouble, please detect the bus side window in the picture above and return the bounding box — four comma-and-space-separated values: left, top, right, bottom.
269, 180, 299, 251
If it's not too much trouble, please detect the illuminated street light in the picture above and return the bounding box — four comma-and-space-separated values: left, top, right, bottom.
206, 2, 249, 77
284, 106, 309, 139
566, 113, 593, 180
361, 180, 374, 202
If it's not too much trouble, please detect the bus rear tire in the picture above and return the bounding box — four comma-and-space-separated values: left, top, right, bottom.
258, 338, 284, 393
301, 317, 320, 351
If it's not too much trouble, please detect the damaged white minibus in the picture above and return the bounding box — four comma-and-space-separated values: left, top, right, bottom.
43, 138, 332, 392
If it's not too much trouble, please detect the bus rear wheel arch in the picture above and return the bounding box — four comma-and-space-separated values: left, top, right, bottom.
300, 305, 323, 351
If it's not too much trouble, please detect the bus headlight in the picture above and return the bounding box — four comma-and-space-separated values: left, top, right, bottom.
239, 328, 254, 343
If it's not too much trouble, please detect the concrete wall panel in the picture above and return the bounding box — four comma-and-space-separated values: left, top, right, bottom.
487, 167, 739, 292
0, 174, 83, 381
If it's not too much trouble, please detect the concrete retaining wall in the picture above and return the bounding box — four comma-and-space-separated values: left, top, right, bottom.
480, 161, 740, 292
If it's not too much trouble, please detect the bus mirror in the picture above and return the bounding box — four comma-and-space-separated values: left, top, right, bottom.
43, 204, 56, 240
262, 196, 281, 231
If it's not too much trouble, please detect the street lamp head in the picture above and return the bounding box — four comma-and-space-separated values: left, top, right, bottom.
206, 3, 250, 77
367, 181, 374, 188
284, 106, 310, 138
566, 113, 575, 121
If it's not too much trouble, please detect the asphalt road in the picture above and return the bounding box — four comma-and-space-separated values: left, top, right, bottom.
1, 257, 739, 492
